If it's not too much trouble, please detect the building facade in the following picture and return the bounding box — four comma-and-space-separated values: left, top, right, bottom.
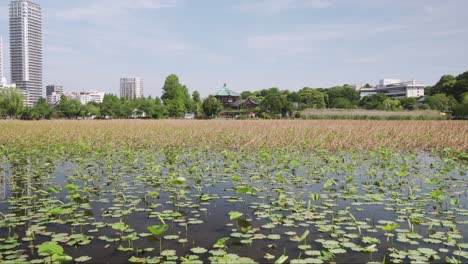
78, 91, 105, 105
359, 79, 425, 99
9, 0, 42, 106
120, 77, 144, 99
46, 84, 63, 104
64, 90, 105, 105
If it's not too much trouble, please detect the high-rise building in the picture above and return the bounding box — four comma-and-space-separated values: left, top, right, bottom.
120, 77, 144, 99
9, 0, 42, 106
46, 84, 63, 104
0, 36, 7, 87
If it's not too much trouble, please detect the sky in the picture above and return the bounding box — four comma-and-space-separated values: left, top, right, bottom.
0, 0, 467, 97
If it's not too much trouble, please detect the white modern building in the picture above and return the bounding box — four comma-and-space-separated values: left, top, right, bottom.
120, 77, 144, 99
46, 84, 63, 104
64, 90, 105, 105
78, 91, 105, 105
9, 0, 42, 106
359, 79, 425, 99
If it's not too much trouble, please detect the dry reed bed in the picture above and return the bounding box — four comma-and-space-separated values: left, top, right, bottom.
302, 108, 441, 117
0, 120, 466, 152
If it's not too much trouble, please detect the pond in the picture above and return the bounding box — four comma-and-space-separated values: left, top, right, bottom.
0, 149, 467, 263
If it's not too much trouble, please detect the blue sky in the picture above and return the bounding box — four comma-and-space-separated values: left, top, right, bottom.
0, 0, 467, 97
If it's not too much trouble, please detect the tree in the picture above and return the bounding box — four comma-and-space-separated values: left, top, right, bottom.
166, 99, 185, 118
162, 74, 184, 102
399, 97, 418, 110
297, 88, 326, 109
364, 83, 372, 88
260, 93, 292, 117
451, 93, 468, 119
425, 94, 452, 111
202, 96, 223, 118
0, 88, 24, 118
34, 97, 53, 119
359, 94, 388, 110
153, 97, 168, 119
383, 98, 402, 111
241, 91, 254, 99
192, 91, 201, 103
192, 91, 202, 116
101, 94, 120, 118
323, 86, 360, 108
161, 74, 189, 117
84, 102, 100, 118
331, 98, 356, 109
453, 79, 468, 101
68, 99, 83, 119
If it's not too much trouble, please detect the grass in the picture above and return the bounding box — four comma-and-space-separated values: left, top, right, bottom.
302, 108, 445, 120
0, 119, 466, 152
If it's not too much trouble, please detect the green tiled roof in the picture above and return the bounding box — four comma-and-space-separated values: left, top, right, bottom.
215, 84, 240, 97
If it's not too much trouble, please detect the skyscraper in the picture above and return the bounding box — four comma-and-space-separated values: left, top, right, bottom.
120, 77, 144, 99
9, 0, 42, 106
0, 36, 6, 87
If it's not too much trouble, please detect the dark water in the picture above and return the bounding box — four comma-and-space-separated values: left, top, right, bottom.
0, 151, 467, 263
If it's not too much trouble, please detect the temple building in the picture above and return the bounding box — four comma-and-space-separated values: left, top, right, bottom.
214, 84, 240, 108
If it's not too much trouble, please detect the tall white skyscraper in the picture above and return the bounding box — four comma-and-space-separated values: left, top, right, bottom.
120, 77, 144, 99
9, 0, 42, 106
0, 36, 6, 87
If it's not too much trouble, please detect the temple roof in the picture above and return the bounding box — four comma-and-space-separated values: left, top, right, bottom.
215, 84, 240, 97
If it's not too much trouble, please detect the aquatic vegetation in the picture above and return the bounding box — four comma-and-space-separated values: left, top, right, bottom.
0, 121, 467, 263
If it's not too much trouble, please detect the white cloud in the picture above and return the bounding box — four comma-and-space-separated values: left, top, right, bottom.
52, 0, 181, 20
245, 23, 404, 55
235, 0, 332, 15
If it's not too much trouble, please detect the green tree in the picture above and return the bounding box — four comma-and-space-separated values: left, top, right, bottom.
260, 93, 292, 117
192, 91, 202, 116
162, 74, 184, 102
84, 102, 100, 118
399, 97, 418, 110
166, 99, 185, 117
101, 94, 120, 118
383, 98, 402, 111
153, 97, 168, 119
68, 99, 83, 119
202, 96, 223, 118
331, 98, 356, 109
241, 91, 254, 99
34, 97, 53, 119
425, 94, 452, 111
192, 91, 201, 103
323, 86, 360, 108
359, 94, 388, 110
0, 88, 24, 118
451, 93, 468, 119
297, 88, 326, 109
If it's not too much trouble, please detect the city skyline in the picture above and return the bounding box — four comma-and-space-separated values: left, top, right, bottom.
0, 0, 467, 98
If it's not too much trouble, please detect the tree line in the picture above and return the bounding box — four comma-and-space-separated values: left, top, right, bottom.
0, 72, 467, 119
